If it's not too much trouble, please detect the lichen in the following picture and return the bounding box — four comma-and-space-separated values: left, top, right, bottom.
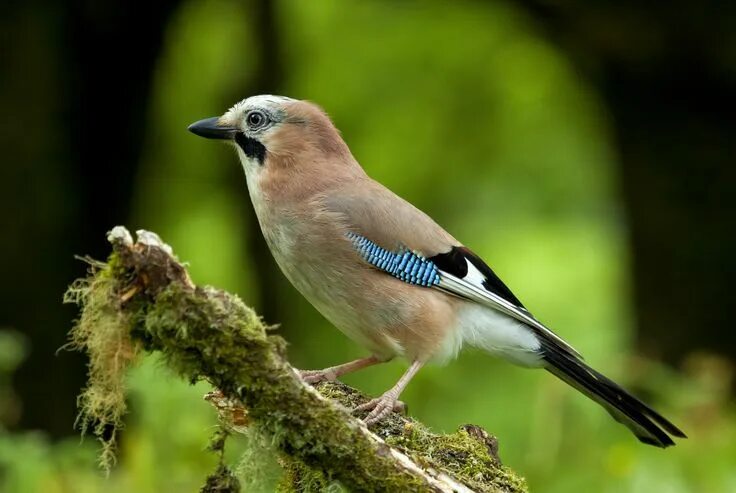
201, 464, 241, 493
200, 427, 242, 493
234, 426, 282, 491
63, 255, 141, 471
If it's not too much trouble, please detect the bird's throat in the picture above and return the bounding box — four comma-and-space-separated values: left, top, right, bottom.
235, 132, 266, 165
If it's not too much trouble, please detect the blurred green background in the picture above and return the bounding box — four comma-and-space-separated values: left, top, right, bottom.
2, 0, 735, 491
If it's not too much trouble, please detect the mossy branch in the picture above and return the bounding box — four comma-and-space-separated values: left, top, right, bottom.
65, 226, 527, 492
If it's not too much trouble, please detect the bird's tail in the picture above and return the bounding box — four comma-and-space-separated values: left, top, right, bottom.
542, 343, 686, 447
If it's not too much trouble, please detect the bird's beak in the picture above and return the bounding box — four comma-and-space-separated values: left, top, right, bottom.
187, 117, 238, 140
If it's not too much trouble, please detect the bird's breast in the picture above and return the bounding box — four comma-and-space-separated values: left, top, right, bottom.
250, 201, 458, 361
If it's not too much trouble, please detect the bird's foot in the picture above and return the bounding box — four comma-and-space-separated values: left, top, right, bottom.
298, 368, 339, 385
353, 392, 407, 425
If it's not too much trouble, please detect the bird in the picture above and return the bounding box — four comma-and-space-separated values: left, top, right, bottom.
188, 95, 686, 447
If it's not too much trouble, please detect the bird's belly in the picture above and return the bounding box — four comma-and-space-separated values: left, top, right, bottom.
454, 303, 544, 367
278, 256, 406, 358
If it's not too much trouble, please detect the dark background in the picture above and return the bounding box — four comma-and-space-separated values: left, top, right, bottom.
1, 1, 734, 491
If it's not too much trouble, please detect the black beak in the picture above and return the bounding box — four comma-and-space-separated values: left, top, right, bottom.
187, 117, 238, 140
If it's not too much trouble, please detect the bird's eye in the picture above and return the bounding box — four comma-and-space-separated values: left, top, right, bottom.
247, 111, 267, 129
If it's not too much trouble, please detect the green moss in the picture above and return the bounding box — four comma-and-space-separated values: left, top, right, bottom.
130, 285, 437, 491
315, 382, 527, 493
277, 457, 344, 493
387, 426, 526, 492
66, 235, 527, 492
68, 276, 411, 490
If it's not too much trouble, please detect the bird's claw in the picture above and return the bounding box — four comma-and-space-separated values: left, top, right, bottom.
353, 393, 406, 425
298, 368, 338, 385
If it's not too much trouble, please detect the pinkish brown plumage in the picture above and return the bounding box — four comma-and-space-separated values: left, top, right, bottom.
188, 95, 685, 445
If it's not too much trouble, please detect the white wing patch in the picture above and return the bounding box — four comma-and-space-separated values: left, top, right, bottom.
435, 270, 581, 358
464, 260, 487, 287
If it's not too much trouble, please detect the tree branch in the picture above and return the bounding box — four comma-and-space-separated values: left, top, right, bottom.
65, 226, 527, 492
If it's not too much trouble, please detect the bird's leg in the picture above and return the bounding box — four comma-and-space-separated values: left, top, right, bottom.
354, 360, 424, 425
298, 355, 382, 384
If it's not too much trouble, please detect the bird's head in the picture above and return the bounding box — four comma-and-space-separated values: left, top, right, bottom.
188, 95, 355, 185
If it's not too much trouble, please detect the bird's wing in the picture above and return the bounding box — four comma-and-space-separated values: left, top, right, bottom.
430, 246, 581, 358
322, 179, 458, 257
325, 179, 581, 359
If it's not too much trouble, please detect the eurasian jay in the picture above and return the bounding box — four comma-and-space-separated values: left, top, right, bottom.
188, 95, 685, 447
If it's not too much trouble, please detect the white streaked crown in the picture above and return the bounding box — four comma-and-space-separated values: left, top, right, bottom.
223, 94, 296, 122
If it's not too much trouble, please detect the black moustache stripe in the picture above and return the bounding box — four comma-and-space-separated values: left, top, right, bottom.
235, 132, 266, 165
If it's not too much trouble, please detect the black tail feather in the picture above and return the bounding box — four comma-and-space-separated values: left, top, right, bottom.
542, 342, 686, 447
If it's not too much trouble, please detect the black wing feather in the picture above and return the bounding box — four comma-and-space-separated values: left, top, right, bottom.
429, 246, 524, 308
430, 246, 685, 447
542, 339, 686, 447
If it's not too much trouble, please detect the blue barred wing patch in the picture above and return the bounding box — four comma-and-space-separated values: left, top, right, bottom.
346, 232, 440, 287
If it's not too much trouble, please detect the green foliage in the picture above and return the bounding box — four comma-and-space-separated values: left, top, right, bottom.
0, 330, 26, 424
2, 0, 734, 492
